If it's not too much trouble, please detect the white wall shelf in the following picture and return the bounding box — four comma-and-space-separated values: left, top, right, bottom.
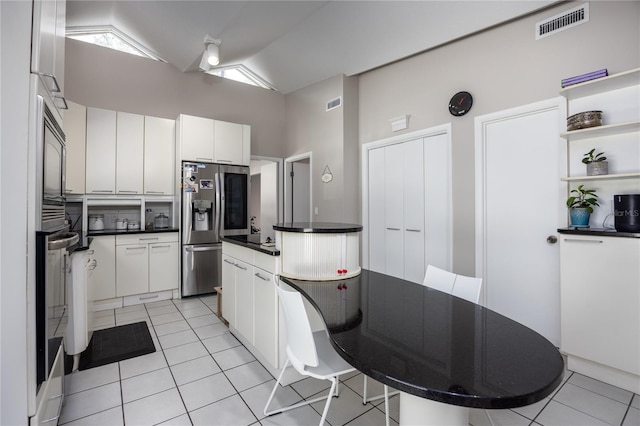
561, 172, 640, 182
560, 68, 640, 100
560, 121, 640, 141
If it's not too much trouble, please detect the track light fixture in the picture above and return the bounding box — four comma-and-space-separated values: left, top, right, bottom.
199, 34, 221, 71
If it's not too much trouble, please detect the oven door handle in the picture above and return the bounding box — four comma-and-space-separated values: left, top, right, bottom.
47, 233, 79, 250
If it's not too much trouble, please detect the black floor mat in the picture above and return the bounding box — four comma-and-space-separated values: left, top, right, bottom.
78, 321, 155, 371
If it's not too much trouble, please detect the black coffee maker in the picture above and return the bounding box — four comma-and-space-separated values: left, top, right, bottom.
614, 194, 640, 232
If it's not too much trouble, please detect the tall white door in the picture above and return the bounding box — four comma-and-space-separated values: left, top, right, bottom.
475, 98, 565, 346
290, 161, 310, 222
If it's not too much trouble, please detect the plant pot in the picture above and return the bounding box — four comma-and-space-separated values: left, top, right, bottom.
586, 161, 608, 176
569, 208, 591, 228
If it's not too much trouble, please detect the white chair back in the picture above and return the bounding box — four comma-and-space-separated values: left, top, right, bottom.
276, 286, 319, 370
452, 275, 483, 304
423, 264, 456, 293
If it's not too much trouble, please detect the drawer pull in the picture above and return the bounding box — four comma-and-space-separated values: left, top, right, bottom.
90, 190, 113, 193
117, 190, 138, 194
235, 264, 247, 271
386, 227, 401, 231
139, 294, 159, 300
563, 238, 603, 244
196, 157, 214, 162
255, 273, 270, 281
151, 244, 171, 249
139, 237, 159, 241
406, 228, 421, 232
146, 191, 165, 194
223, 259, 236, 265
126, 247, 146, 251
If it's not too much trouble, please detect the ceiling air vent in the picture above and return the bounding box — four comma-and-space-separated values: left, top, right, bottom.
535, 3, 589, 40
326, 97, 342, 111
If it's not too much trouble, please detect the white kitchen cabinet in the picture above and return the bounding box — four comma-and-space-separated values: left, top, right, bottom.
31, 0, 67, 111
116, 245, 148, 297
560, 234, 640, 393
86, 108, 117, 194
221, 254, 237, 325
116, 233, 179, 297
214, 120, 250, 166
90, 236, 116, 301
64, 101, 86, 195
116, 112, 144, 195
177, 114, 215, 162
144, 116, 175, 195
149, 241, 179, 292
222, 242, 280, 370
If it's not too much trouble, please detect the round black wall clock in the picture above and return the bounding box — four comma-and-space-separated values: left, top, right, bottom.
448, 91, 473, 116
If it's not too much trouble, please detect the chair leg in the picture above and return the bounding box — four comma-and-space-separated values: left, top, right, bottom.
319, 378, 338, 426
264, 358, 290, 416
384, 385, 390, 426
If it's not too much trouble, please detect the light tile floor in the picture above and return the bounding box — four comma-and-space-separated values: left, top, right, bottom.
53, 295, 640, 426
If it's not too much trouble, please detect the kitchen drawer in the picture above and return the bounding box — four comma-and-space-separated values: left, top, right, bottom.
116, 233, 178, 245
254, 251, 277, 274
222, 242, 253, 264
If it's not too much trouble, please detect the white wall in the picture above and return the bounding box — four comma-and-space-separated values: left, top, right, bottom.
358, 1, 640, 274
1, 1, 33, 423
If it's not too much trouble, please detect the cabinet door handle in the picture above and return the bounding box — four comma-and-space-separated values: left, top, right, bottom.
126, 246, 146, 251
223, 258, 235, 265
196, 157, 214, 162
235, 264, 247, 271
151, 244, 171, 249
90, 190, 114, 193
217, 159, 232, 163
563, 238, 603, 244
118, 190, 138, 194
255, 272, 270, 281
139, 237, 159, 241
146, 191, 165, 194
406, 228, 421, 232
386, 227, 401, 231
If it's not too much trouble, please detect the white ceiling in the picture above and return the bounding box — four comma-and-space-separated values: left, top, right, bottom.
66, 1, 558, 94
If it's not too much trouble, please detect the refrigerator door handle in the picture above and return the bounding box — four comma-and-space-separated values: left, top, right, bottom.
185, 246, 221, 252
215, 172, 222, 238
182, 191, 193, 244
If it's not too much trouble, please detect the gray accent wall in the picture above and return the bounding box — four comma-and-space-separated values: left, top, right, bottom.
358, 1, 640, 274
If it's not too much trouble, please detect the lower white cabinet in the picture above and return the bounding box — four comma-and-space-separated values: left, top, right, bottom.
560, 234, 640, 393
222, 242, 279, 369
90, 236, 116, 301
115, 233, 179, 298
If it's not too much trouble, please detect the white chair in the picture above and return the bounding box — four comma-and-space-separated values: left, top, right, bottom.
264, 284, 356, 426
364, 266, 485, 426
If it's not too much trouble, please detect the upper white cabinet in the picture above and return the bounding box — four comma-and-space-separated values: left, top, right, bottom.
177, 114, 215, 162
31, 0, 67, 111
86, 107, 117, 194
177, 114, 250, 165
215, 120, 250, 165
116, 112, 144, 195
144, 116, 175, 195
64, 101, 86, 195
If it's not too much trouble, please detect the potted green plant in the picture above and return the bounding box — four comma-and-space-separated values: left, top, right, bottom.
582, 148, 608, 176
566, 184, 599, 227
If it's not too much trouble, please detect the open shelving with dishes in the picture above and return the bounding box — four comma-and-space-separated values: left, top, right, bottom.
560, 67, 640, 228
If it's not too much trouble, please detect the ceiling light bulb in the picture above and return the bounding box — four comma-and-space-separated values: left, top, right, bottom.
207, 43, 219, 66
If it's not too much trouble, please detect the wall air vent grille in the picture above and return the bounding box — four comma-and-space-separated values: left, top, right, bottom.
326, 97, 342, 111
535, 3, 589, 40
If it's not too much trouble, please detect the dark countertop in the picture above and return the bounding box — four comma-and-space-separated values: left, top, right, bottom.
558, 227, 640, 238
273, 222, 363, 233
222, 235, 280, 256
281, 270, 564, 410
87, 228, 179, 237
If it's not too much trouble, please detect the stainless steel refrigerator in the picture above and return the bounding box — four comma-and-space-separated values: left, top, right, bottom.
181, 161, 250, 296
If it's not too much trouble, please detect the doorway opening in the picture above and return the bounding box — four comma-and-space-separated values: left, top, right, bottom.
284, 152, 312, 223
249, 156, 283, 242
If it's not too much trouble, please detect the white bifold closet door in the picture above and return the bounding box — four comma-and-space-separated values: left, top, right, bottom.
368, 133, 451, 284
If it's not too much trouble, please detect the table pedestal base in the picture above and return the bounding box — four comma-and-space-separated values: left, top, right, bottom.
399, 392, 470, 426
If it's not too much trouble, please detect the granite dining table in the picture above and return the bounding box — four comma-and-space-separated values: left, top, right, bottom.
280, 269, 564, 425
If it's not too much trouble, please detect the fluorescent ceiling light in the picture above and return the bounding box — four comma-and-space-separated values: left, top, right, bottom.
66, 25, 165, 62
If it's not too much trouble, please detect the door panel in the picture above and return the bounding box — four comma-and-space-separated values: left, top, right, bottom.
476, 99, 565, 345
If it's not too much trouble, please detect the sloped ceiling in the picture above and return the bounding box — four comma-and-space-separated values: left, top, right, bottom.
66, 1, 559, 94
